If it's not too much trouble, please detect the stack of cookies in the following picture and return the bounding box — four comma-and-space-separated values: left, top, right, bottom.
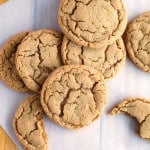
0, 0, 149, 149
0, 0, 127, 149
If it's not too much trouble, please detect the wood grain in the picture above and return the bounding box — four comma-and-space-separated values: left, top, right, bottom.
0, 125, 18, 150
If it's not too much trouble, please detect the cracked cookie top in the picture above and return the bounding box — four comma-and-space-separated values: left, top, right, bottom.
61, 36, 126, 79
41, 65, 107, 129
110, 98, 150, 140
0, 32, 30, 92
125, 12, 150, 72
15, 29, 63, 93
58, 0, 127, 48
13, 94, 48, 150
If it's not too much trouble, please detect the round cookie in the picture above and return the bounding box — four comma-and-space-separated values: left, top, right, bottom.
16, 29, 63, 93
58, 0, 127, 48
61, 36, 126, 80
0, 32, 30, 92
13, 94, 48, 150
110, 98, 150, 140
125, 12, 150, 72
41, 65, 107, 129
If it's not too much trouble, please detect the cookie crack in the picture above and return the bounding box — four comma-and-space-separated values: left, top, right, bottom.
14, 108, 25, 137
59, 89, 72, 117
80, 46, 84, 64
29, 74, 41, 86
91, 82, 99, 109
103, 45, 109, 66
141, 114, 150, 125
37, 47, 43, 67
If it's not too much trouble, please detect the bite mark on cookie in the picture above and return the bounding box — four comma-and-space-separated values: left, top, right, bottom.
110, 98, 150, 140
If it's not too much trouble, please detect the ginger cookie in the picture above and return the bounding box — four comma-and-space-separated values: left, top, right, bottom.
15, 29, 63, 93
41, 65, 107, 129
125, 12, 150, 72
58, 0, 127, 48
61, 36, 126, 79
13, 94, 48, 150
0, 32, 30, 92
110, 98, 150, 140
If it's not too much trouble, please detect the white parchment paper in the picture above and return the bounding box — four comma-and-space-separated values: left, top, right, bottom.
0, 0, 150, 150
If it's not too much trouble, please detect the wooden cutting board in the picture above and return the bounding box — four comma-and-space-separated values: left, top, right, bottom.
0, 0, 8, 5
0, 125, 18, 150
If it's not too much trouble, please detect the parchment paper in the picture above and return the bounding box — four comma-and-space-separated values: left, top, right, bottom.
0, 0, 150, 150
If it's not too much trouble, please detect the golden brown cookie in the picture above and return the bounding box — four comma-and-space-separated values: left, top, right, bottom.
13, 94, 48, 150
41, 65, 107, 129
61, 36, 126, 79
15, 29, 63, 93
125, 12, 150, 72
58, 0, 127, 48
110, 98, 150, 140
0, 32, 30, 92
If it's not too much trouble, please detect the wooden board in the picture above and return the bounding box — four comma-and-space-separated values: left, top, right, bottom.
0, 125, 18, 150
0, 0, 8, 5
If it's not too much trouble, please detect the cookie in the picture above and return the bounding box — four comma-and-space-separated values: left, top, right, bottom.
58, 0, 127, 48
13, 94, 48, 150
41, 65, 107, 129
15, 29, 63, 93
110, 98, 150, 140
61, 36, 126, 79
125, 12, 150, 72
0, 32, 30, 92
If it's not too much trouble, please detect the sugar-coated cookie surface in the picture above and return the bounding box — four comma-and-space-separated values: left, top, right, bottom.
15, 29, 63, 93
13, 94, 48, 150
0, 32, 30, 92
58, 0, 127, 48
61, 36, 126, 80
41, 65, 107, 129
125, 12, 150, 72
110, 98, 150, 140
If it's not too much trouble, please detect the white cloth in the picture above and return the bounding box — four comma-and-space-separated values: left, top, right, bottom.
0, 0, 150, 150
